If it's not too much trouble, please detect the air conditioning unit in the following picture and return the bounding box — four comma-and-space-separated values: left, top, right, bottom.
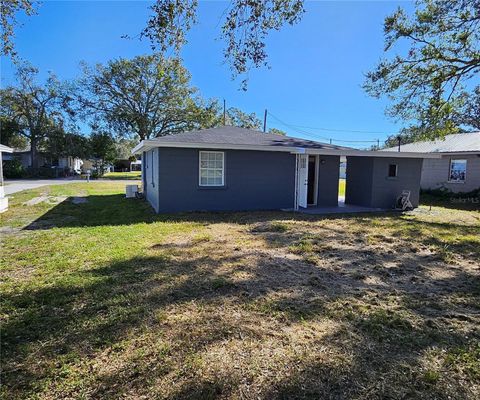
125, 184, 139, 198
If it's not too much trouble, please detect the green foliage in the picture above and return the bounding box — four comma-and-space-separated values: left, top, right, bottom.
422, 370, 440, 384
0, 116, 27, 148
364, 0, 480, 139
77, 54, 217, 140
445, 343, 480, 380
89, 132, 116, 176
44, 129, 90, 160
2, 158, 26, 179
268, 128, 287, 136
457, 87, 480, 130
114, 138, 138, 160
0, 62, 73, 167
0, 0, 38, 58
225, 107, 262, 129
141, 1, 305, 89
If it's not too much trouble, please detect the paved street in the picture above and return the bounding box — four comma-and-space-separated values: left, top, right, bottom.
3, 179, 81, 195
3, 179, 139, 195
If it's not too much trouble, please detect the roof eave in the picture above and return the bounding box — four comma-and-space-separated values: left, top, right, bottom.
133, 141, 440, 158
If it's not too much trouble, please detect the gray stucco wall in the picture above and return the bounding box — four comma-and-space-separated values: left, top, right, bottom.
421, 154, 480, 193
344, 157, 374, 206
155, 148, 296, 212
316, 155, 340, 206
144, 148, 160, 212
346, 156, 423, 208
371, 157, 423, 208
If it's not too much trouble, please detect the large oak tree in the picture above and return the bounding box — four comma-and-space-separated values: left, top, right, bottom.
0, 62, 72, 168
0, 0, 37, 57
364, 0, 480, 140
140, 0, 305, 88
76, 54, 219, 141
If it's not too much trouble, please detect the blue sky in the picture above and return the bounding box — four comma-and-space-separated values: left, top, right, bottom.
0, 0, 414, 148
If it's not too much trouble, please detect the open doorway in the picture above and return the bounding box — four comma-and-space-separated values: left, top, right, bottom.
339, 156, 346, 203
307, 155, 318, 206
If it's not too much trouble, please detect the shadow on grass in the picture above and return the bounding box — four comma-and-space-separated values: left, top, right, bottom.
24, 194, 156, 229
23, 192, 407, 231
420, 193, 480, 211
3, 234, 479, 398
5, 191, 479, 398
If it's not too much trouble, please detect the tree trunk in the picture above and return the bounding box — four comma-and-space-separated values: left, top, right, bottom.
31, 136, 39, 169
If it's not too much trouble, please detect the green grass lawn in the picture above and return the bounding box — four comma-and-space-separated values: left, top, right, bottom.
102, 171, 141, 180
1, 183, 479, 399
338, 178, 345, 197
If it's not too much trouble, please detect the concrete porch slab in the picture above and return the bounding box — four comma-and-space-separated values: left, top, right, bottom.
297, 198, 387, 215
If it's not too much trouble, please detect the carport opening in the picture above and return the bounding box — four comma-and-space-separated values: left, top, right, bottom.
339, 156, 346, 202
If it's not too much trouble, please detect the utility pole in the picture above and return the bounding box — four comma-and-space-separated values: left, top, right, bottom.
377, 139, 380, 149
397, 135, 401, 152
223, 99, 226, 125
263, 109, 267, 132
329, 138, 332, 144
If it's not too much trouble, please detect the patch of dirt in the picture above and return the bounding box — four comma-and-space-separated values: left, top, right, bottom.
3, 209, 479, 399
23, 195, 67, 206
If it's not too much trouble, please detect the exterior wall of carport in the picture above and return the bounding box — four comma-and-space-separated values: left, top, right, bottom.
315, 155, 340, 206
345, 156, 423, 208
143, 148, 160, 212
154, 147, 296, 212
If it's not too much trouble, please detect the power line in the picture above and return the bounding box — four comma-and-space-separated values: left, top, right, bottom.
267, 111, 395, 135
267, 111, 381, 143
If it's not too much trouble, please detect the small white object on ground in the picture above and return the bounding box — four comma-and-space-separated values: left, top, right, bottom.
125, 185, 139, 198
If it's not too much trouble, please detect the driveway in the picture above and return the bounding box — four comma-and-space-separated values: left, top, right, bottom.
3, 179, 81, 195
3, 178, 140, 195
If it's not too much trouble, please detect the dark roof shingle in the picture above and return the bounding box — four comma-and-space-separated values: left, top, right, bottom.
148, 126, 352, 150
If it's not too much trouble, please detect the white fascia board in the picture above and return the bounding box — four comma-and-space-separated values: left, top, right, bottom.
0, 144, 14, 153
132, 141, 146, 154
436, 151, 480, 156
305, 149, 441, 159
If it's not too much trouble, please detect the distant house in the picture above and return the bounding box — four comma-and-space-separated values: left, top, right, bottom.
1, 144, 14, 212
3, 146, 84, 176
113, 158, 142, 172
383, 132, 480, 193
133, 126, 437, 213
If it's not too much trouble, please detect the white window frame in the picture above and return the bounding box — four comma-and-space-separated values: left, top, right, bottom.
448, 159, 467, 183
199, 151, 225, 187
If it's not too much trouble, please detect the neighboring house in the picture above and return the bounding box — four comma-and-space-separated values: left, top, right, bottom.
130, 159, 142, 172
133, 126, 437, 213
113, 158, 142, 172
58, 156, 83, 174
2, 149, 48, 169
3, 147, 84, 175
383, 132, 480, 193
0, 144, 14, 213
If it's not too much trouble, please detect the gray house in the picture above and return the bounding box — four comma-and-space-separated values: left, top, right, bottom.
133, 126, 437, 213
383, 132, 480, 193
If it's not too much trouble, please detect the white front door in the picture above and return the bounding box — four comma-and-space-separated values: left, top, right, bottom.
297, 154, 309, 208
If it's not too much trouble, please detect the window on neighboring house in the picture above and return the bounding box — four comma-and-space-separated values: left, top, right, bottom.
388, 164, 398, 178
449, 159, 467, 182
199, 151, 224, 186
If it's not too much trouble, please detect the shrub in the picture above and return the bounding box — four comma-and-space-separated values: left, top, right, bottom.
3, 159, 26, 178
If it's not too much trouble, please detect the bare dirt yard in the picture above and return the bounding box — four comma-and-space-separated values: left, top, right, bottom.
1, 182, 479, 399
